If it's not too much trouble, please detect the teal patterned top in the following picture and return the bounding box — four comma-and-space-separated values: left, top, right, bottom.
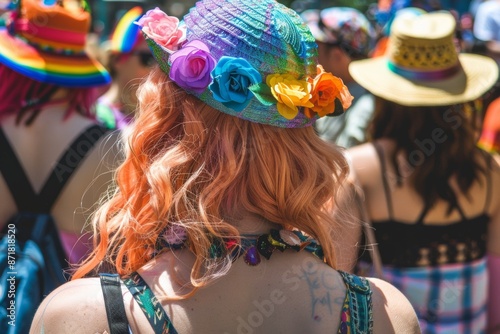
122, 270, 373, 333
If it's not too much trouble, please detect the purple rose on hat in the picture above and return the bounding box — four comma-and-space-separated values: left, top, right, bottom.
169, 40, 216, 93
209, 57, 262, 112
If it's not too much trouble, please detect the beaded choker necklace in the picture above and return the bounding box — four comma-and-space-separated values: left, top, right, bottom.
156, 227, 324, 266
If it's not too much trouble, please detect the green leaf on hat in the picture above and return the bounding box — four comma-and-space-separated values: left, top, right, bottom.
249, 83, 275, 106
328, 98, 345, 117
145, 36, 171, 74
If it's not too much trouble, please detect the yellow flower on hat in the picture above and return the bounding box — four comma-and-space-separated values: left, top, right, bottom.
267, 74, 313, 120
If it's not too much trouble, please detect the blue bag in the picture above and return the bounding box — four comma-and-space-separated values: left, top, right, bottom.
0, 125, 108, 333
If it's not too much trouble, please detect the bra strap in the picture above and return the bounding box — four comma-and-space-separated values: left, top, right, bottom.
122, 272, 178, 334
415, 202, 432, 225
373, 142, 394, 219
484, 160, 493, 213
453, 201, 467, 221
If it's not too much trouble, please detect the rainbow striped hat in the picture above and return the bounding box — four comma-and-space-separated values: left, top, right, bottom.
0, 0, 110, 87
110, 6, 144, 53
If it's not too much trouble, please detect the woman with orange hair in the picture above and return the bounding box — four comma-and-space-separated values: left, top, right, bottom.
31, 1, 419, 333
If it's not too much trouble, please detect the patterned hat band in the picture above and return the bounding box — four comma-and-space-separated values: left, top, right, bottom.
136, 1, 354, 128
387, 61, 462, 81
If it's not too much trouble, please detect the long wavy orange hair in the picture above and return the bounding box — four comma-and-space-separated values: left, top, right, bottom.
74, 67, 349, 289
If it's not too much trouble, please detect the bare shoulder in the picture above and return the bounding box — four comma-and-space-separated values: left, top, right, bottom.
480, 152, 500, 216
489, 154, 500, 189
346, 142, 378, 186
30, 278, 110, 334
346, 142, 375, 160
86, 128, 124, 168
367, 278, 421, 334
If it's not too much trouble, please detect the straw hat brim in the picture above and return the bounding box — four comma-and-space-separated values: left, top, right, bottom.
349, 53, 498, 106
0, 28, 110, 87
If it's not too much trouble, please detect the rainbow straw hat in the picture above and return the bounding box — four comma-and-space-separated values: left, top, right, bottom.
135, 0, 353, 128
110, 6, 143, 53
0, 0, 110, 87
349, 11, 498, 106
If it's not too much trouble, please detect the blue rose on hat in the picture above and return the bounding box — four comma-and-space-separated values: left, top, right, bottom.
209, 57, 262, 112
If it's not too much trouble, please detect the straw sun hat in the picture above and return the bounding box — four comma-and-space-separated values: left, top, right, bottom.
0, 0, 109, 87
349, 11, 498, 106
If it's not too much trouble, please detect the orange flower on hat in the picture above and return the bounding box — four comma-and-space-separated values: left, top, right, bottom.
339, 84, 354, 110
267, 74, 313, 120
305, 65, 353, 118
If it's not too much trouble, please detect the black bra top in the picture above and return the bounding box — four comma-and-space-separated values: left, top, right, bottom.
359, 143, 491, 268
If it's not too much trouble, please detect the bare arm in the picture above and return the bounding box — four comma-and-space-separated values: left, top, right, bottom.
368, 278, 421, 334
30, 278, 111, 334
487, 161, 500, 331
486, 41, 500, 54
332, 177, 363, 272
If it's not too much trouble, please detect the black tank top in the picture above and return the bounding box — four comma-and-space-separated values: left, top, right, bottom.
359, 143, 491, 268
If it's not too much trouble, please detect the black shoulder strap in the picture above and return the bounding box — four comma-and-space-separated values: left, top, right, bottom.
0, 127, 37, 211
484, 156, 493, 213
0, 124, 108, 212
415, 203, 432, 225
100, 273, 130, 334
453, 201, 467, 221
37, 124, 108, 211
373, 142, 394, 219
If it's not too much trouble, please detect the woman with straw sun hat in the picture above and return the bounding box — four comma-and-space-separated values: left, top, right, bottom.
348, 10, 500, 333
0, 0, 120, 274
30, 0, 420, 333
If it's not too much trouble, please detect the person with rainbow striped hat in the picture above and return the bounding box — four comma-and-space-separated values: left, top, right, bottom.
0, 0, 121, 330
96, 7, 155, 130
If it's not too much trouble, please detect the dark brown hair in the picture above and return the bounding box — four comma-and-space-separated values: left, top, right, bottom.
369, 97, 488, 214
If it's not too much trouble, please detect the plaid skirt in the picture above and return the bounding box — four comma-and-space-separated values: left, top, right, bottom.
384, 258, 487, 333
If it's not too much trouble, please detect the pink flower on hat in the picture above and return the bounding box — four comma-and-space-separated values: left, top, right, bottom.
136, 7, 186, 52
169, 40, 216, 93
